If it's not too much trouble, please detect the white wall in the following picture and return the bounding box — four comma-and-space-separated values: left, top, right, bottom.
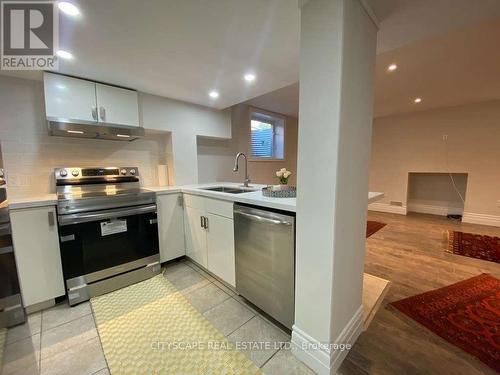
293, 0, 377, 373
140, 93, 231, 185
0, 75, 168, 197
197, 103, 299, 185
369, 100, 500, 221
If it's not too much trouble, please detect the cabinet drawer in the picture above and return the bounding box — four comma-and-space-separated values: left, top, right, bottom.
183, 194, 206, 210
205, 198, 233, 219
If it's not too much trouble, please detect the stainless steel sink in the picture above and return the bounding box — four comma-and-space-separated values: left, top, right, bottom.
202, 186, 257, 194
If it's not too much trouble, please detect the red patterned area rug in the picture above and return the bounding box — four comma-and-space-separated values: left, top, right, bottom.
391, 274, 500, 373
366, 221, 386, 238
448, 231, 500, 264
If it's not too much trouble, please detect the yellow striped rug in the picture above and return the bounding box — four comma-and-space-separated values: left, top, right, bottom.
91, 274, 261, 375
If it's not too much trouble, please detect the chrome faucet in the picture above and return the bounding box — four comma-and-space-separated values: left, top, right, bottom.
233, 152, 251, 187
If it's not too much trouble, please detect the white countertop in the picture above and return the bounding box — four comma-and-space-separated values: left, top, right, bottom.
145, 182, 384, 213
8, 183, 384, 212
9, 194, 58, 210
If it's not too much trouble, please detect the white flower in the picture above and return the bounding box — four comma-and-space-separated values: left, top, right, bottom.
284, 171, 292, 178
280, 168, 286, 173
276, 171, 281, 177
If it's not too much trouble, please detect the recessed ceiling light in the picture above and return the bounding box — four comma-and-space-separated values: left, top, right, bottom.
244, 73, 256, 82
56, 50, 74, 60
116, 134, 131, 138
209, 90, 219, 99
414, 97, 422, 103
387, 64, 397, 72
58, 2, 80, 16
67, 130, 84, 134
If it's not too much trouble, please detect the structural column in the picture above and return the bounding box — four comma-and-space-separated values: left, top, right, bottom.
293, 0, 378, 374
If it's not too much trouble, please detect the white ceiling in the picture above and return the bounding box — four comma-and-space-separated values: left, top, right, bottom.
374, 18, 500, 117
2, 0, 500, 116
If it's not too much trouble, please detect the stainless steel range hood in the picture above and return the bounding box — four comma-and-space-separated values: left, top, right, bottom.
48, 120, 145, 142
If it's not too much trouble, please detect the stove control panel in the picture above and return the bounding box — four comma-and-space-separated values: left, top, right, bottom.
55, 167, 140, 181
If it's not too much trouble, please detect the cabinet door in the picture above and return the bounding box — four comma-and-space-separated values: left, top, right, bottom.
157, 193, 185, 263
10, 206, 65, 307
206, 213, 235, 287
184, 206, 207, 267
96, 83, 139, 127
44, 72, 97, 122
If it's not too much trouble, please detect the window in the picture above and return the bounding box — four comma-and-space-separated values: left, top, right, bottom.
250, 110, 285, 160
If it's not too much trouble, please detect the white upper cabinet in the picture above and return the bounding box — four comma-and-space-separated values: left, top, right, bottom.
43, 72, 140, 127
44, 73, 98, 122
96, 83, 139, 127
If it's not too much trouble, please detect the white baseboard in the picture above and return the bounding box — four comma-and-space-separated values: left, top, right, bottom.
368, 202, 407, 215
407, 203, 463, 216
291, 306, 364, 375
462, 212, 500, 227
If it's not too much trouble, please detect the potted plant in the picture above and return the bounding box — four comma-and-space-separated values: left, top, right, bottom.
276, 168, 292, 186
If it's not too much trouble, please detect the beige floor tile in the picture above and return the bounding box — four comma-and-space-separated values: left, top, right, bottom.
228, 315, 290, 367
41, 302, 91, 331
6, 312, 41, 345
90, 368, 110, 375
164, 266, 211, 292
2, 333, 40, 375
203, 298, 255, 336
184, 283, 231, 313
40, 337, 106, 375
213, 279, 237, 296
232, 294, 260, 315
261, 348, 315, 375
40, 314, 97, 360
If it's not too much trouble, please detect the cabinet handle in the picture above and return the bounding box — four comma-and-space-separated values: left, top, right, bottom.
48, 211, 55, 226
99, 106, 106, 121
91, 106, 97, 121
200, 216, 204, 228
203, 216, 208, 230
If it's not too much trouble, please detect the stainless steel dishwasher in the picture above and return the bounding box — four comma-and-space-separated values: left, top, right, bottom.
234, 204, 295, 329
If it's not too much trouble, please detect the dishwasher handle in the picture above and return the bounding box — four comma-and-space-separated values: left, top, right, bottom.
234, 209, 292, 226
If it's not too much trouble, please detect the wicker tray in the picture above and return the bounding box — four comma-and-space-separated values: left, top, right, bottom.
262, 185, 296, 198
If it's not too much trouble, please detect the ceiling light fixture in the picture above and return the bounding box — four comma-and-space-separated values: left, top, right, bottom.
116, 134, 131, 138
56, 50, 74, 60
387, 64, 397, 72
67, 130, 84, 134
414, 97, 422, 103
209, 90, 219, 99
244, 73, 256, 82
58, 2, 80, 16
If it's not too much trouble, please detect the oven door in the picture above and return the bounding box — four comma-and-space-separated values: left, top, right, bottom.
58, 204, 159, 284
0, 222, 26, 327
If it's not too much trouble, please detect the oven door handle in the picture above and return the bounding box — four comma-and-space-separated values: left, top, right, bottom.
58, 204, 157, 226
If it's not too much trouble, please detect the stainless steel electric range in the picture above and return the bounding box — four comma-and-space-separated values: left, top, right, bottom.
55, 167, 161, 306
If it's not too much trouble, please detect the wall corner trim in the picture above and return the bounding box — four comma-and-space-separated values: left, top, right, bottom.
368, 202, 407, 215
291, 306, 364, 375
462, 212, 500, 227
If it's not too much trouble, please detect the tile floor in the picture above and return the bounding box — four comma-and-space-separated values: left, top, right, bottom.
0, 259, 315, 375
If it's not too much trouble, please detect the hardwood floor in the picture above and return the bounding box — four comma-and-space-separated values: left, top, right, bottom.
340, 211, 500, 375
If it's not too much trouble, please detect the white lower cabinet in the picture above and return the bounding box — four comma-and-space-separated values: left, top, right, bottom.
206, 213, 235, 287
183, 194, 235, 286
157, 193, 185, 262
184, 205, 208, 267
9, 206, 65, 307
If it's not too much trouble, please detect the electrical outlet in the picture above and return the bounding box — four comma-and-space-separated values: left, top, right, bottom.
442, 134, 448, 141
